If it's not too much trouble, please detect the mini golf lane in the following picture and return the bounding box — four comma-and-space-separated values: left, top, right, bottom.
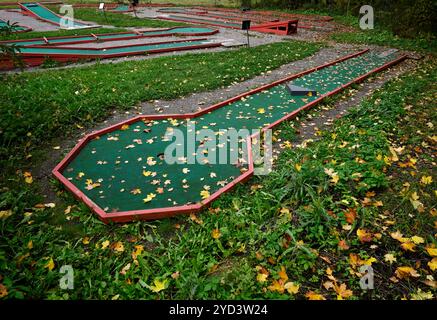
54, 50, 407, 223
1, 27, 219, 47
0, 27, 221, 69
19, 2, 100, 29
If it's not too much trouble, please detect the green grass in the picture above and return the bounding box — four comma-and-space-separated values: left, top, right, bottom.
68, 7, 186, 28
1, 55, 435, 300
332, 29, 437, 54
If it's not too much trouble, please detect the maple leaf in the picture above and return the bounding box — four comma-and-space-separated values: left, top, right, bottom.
0, 210, 13, 220
0, 284, 8, 298
257, 108, 266, 114
428, 258, 437, 271
410, 288, 434, 300
120, 124, 129, 130
344, 208, 357, 224
82, 237, 90, 245
24, 171, 33, 184
384, 253, 397, 264
112, 241, 124, 253
130, 188, 142, 195
268, 279, 285, 293
357, 228, 373, 243
256, 273, 268, 283
395, 266, 420, 279
338, 239, 350, 250
294, 163, 302, 172
120, 263, 131, 275
211, 228, 221, 239
411, 236, 425, 244
200, 190, 210, 200
334, 283, 353, 300
400, 241, 416, 252
425, 247, 437, 257
284, 282, 299, 294
132, 245, 144, 261
45, 258, 55, 271
101, 240, 110, 250
420, 176, 433, 185
278, 266, 288, 282
143, 193, 156, 203
147, 279, 168, 293
305, 291, 326, 300
189, 213, 203, 225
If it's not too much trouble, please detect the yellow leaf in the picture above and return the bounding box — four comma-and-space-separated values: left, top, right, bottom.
101, 240, 110, 250
143, 170, 152, 177
113, 241, 124, 253
305, 291, 326, 300
295, 163, 302, 172
147, 279, 168, 293
0, 210, 13, 220
401, 241, 416, 252
278, 266, 288, 282
143, 193, 156, 203
357, 228, 373, 243
82, 237, 90, 245
420, 176, 433, 185
256, 273, 268, 283
23, 171, 33, 184
284, 282, 300, 294
428, 258, 437, 271
27, 240, 33, 250
267, 279, 285, 293
331, 174, 340, 184
211, 228, 221, 239
395, 266, 420, 279
425, 247, 437, 257
410, 288, 434, 300
384, 253, 397, 264
257, 108, 266, 114
45, 258, 55, 271
411, 236, 425, 244
121, 124, 129, 130
200, 190, 210, 200
0, 284, 8, 298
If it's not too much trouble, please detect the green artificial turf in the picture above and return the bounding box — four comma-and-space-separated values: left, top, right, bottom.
59, 50, 404, 215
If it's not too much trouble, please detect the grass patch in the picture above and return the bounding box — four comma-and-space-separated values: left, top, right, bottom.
69, 7, 185, 28
331, 29, 437, 54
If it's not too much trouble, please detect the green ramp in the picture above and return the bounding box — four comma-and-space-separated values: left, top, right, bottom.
19, 2, 100, 29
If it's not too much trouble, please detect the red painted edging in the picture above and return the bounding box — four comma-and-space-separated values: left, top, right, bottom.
53, 50, 407, 223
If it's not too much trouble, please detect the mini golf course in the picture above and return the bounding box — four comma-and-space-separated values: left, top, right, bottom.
0, 18, 32, 32
19, 2, 100, 29
53, 49, 407, 223
0, 27, 221, 69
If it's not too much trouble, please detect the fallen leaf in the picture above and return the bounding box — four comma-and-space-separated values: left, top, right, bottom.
305, 291, 326, 300
147, 279, 168, 293
284, 282, 300, 294
395, 266, 420, 279
211, 228, 221, 239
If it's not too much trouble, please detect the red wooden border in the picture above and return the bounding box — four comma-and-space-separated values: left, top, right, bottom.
0, 38, 222, 69
52, 50, 407, 223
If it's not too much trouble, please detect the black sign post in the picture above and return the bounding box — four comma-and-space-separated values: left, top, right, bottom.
131, 0, 138, 18
242, 20, 251, 48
